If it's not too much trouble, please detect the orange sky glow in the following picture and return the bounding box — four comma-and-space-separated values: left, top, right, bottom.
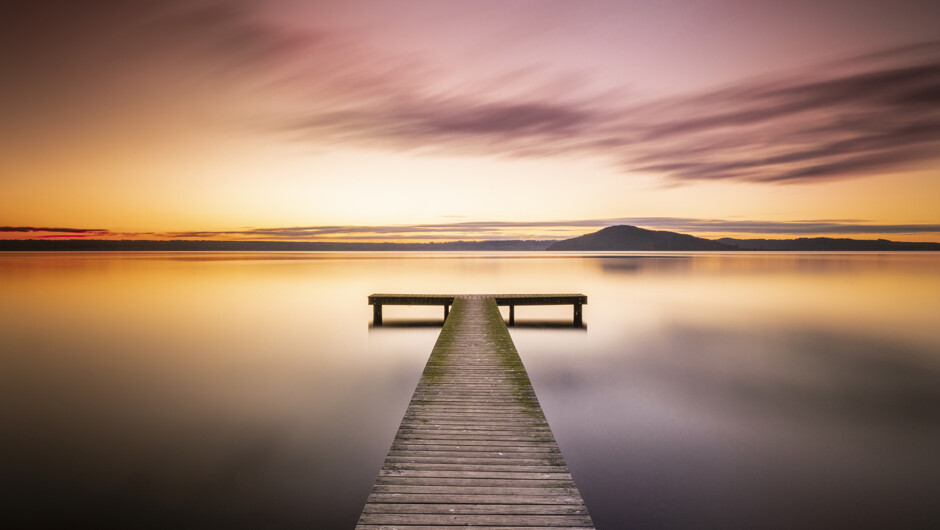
2, 1, 938, 243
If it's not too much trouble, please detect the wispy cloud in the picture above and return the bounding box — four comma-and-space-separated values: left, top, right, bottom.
5, 2, 939, 188
163, 9, 940, 186
261, 33, 940, 184
613, 218, 940, 235
623, 46, 940, 183
1, 226, 110, 235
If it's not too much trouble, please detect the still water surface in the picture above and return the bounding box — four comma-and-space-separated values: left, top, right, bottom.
1, 252, 938, 528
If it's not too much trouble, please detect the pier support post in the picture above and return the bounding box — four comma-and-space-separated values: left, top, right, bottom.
373, 304, 382, 326
509, 304, 515, 326
573, 303, 582, 327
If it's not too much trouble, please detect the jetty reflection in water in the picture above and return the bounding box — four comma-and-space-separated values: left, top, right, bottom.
1, 252, 938, 528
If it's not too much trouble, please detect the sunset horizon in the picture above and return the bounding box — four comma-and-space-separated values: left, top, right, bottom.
3, 216, 940, 243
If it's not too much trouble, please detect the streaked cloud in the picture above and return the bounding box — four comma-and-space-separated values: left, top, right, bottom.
1, 226, 110, 236
612, 218, 940, 235
4, 1, 938, 188
274, 39, 940, 184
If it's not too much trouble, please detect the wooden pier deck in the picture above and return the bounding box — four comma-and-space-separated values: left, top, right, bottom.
357, 295, 594, 529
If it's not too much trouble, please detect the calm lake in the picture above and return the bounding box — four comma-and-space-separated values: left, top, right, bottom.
2, 251, 939, 528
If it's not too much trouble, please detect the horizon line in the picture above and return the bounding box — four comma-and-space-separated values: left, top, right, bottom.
3, 218, 940, 244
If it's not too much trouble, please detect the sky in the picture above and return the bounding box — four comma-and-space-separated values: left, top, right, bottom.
2, 0, 939, 242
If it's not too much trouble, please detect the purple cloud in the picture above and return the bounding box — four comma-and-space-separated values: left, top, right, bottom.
5, 2, 939, 187
270, 38, 940, 184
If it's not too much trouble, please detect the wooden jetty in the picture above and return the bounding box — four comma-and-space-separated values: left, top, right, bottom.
357, 294, 594, 529
369, 293, 587, 327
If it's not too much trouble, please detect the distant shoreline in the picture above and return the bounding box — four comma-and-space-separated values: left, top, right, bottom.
0, 240, 555, 252
4, 224, 939, 252
2, 238, 939, 252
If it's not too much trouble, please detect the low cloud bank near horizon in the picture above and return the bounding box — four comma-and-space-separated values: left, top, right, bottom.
5, 219, 940, 242
0, 227, 110, 236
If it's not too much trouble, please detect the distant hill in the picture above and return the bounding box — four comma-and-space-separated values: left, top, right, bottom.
547, 225, 733, 251
0, 239, 553, 252
547, 225, 940, 251
717, 237, 940, 251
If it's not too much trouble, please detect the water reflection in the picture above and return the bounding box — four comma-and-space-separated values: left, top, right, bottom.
1, 252, 938, 528
520, 323, 940, 528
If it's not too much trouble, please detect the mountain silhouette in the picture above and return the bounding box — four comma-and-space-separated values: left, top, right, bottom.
548, 225, 733, 251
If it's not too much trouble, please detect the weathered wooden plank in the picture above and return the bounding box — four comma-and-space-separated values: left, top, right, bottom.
363, 493, 584, 505
356, 296, 593, 529
394, 429, 556, 436
389, 441, 560, 448
401, 415, 547, 421
385, 454, 564, 466
378, 470, 574, 480
368, 293, 587, 306
494, 295, 587, 306
392, 424, 551, 436
396, 426, 553, 433
361, 503, 589, 515
388, 448, 559, 456
375, 477, 577, 488
370, 484, 582, 495
383, 462, 568, 473
394, 432, 558, 441
356, 524, 584, 530
392, 436, 558, 443
358, 513, 594, 526
397, 422, 552, 430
